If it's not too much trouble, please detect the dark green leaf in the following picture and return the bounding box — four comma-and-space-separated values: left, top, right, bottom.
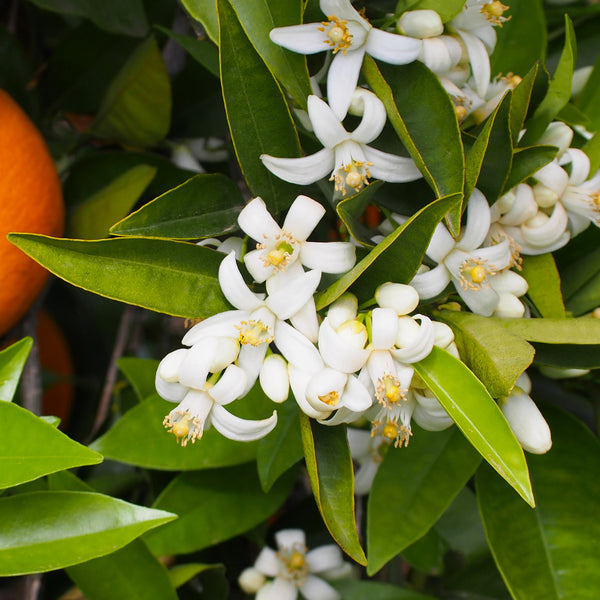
367, 425, 480, 575
300, 416, 366, 565
401, 528, 445, 574
180, 0, 219, 44
8, 235, 229, 319
0, 337, 33, 402
502, 145, 556, 193
414, 347, 534, 506
117, 357, 160, 402
574, 50, 600, 131
435, 310, 534, 397
521, 254, 565, 318
91, 36, 171, 148
315, 194, 461, 310
218, 0, 302, 213
336, 181, 385, 247
0, 401, 102, 489
333, 578, 437, 599
476, 405, 600, 599
169, 563, 224, 589
510, 63, 547, 144
532, 342, 600, 369
0, 491, 176, 576
110, 173, 243, 239
144, 465, 295, 556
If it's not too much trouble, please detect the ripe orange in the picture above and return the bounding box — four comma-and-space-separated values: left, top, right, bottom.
0, 89, 64, 336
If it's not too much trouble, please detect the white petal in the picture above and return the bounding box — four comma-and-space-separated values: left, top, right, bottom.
155, 371, 187, 403
565, 148, 590, 186
243, 248, 277, 284
321, 0, 365, 21
346, 427, 371, 458
257, 579, 297, 600
266, 269, 321, 320
370, 307, 399, 349
209, 364, 247, 405
254, 547, 280, 577
491, 269, 528, 296
178, 339, 219, 389
261, 148, 335, 185
533, 160, 568, 196
318, 318, 370, 373
219, 252, 263, 311
275, 528, 306, 550
413, 403, 454, 431
238, 196, 281, 242
308, 94, 350, 148
354, 460, 379, 495
158, 348, 187, 382
500, 391, 552, 454
349, 90, 387, 144
306, 545, 344, 573
375, 283, 419, 315
341, 373, 373, 412
275, 320, 323, 373
301, 241, 356, 273
238, 343, 269, 396
260, 354, 289, 403
521, 203, 569, 248
327, 49, 366, 120
327, 293, 358, 329
426, 222, 456, 263
289, 295, 320, 343
456, 189, 491, 251
300, 575, 340, 600
457, 30, 490, 97
390, 315, 435, 363
182, 310, 247, 345
269, 23, 330, 54
211, 404, 277, 442
366, 350, 397, 387
283, 195, 326, 241
498, 184, 538, 226
306, 367, 347, 412
410, 263, 451, 299
362, 145, 423, 182
289, 364, 331, 419
365, 28, 422, 64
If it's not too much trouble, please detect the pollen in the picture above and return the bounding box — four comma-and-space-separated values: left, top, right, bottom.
331, 160, 372, 195
376, 374, 405, 408
373, 419, 412, 448
319, 15, 353, 54
459, 257, 497, 291
289, 552, 305, 570
257, 232, 297, 271
470, 265, 487, 284
481, 1, 511, 26
319, 390, 340, 406
455, 105, 468, 122
277, 543, 309, 585
236, 319, 273, 346
163, 411, 203, 446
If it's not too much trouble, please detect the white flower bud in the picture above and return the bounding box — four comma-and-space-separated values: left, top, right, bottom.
493, 293, 525, 319
336, 319, 368, 349
395, 316, 422, 348
533, 183, 558, 208
209, 337, 240, 372
538, 122, 573, 158
327, 292, 358, 329
238, 567, 266, 594
432, 321, 454, 348
260, 354, 289, 403
376, 282, 419, 315
398, 10, 444, 39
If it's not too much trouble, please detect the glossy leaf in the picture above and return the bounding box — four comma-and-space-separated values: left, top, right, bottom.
26, 0, 149, 37
435, 310, 534, 398
69, 165, 156, 240
0, 337, 33, 402
91, 394, 259, 470
574, 51, 600, 131
315, 194, 461, 310
336, 181, 385, 247
228, 0, 312, 106
367, 425, 480, 575
397, 0, 465, 23
218, 0, 302, 213
300, 415, 366, 565
502, 145, 557, 193
257, 399, 303, 492
180, 0, 219, 44
144, 464, 295, 556
495, 316, 600, 344
8, 235, 229, 319
117, 357, 160, 402
169, 563, 224, 589
476, 405, 600, 599
0, 401, 102, 489
583, 131, 600, 175
333, 579, 436, 600
510, 63, 547, 144
110, 173, 244, 239
363, 57, 465, 203
401, 528, 445, 574
91, 36, 171, 148
413, 346, 534, 506
0, 491, 176, 576
67, 540, 178, 600
521, 254, 565, 318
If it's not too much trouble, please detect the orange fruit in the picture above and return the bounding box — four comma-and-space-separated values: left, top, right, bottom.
0, 89, 64, 336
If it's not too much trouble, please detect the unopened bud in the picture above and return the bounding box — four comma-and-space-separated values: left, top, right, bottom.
397, 9, 444, 38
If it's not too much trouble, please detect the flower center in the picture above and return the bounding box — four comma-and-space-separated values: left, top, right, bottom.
481, 1, 510, 26
278, 544, 309, 585
376, 374, 405, 408
331, 160, 372, 195
319, 390, 340, 406
236, 319, 273, 346
257, 233, 297, 271
163, 410, 203, 446
319, 15, 353, 54
459, 257, 497, 291
372, 418, 412, 448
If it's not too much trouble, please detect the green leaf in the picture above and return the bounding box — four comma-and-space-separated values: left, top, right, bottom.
0, 491, 176, 576
521, 254, 565, 318
0, 401, 102, 489
435, 310, 534, 398
67, 540, 178, 600
25, 0, 149, 37
583, 131, 600, 175
91, 36, 171, 148
502, 145, 557, 193
69, 165, 156, 240
0, 337, 33, 402
169, 563, 224, 589
367, 425, 480, 575
397, 0, 465, 23
363, 57, 465, 202
490, 0, 547, 78
117, 357, 160, 402
110, 173, 243, 239
413, 346, 534, 506
180, 0, 219, 44
218, 0, 302, 213
91, 394, 259, 470
315, 194, 461, 310
257, 399, 303, 492
510, 63, 547, 144
574, 51, 600, 131
520, 16, 576, 146
336, 181, 385, 247
8, 235, 229, 319
494, 316, 600, 344
333, 579, 437, 600
300, 416, 366, 565
476, 405, 600, 599
144, 464, 295, 556
227, 0, 312, 106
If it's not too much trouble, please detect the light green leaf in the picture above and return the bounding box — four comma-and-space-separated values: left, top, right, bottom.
67, 540, 178, 600
91, 394, 259, 470
397, 0, 465, 23
144, 465, 295, 556
583, 131, 600, 175
502, 145, 557, 193
0, 491, 176, 576
180, 0, 219, 44
117, 357, 160, 403
435, 310, 534, 398
110, 173, 243, 239
521, 254, 565, 318
91, 36, 171, 148
367, 425, 480, 575
300, 416, 366, 565
315, 194, 461, 310
574, 50, 600, 131
494, 316, 600, 344
25, 0, 149, 37
169, 563, 224, 589
0, 337, 33, 402
8, 235, 229, 319
69, 165, 156, 240
0, 401, 102, 489
218, 0, 302, 213
414, 346, 534, 507
333, 579, 437, 600
476, 405, 600, 599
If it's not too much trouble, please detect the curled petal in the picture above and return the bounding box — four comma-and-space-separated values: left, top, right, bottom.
521, 203, 569, 248
308, 94, 350, 148
390, 315, 435, 363
318, 318, 370, 373
456, 189, 491, 251
410, 264, 452, 300
260, 148, 334, 185
155, 372, 187, 403
565, 148, 591, 186
210, 404, 277, 442
498, 184, 538, 226
219, 252, 263, 311
533, 160, 569, 196
289, 365, 331, 419
178, 338, 220, 389
362, 145, 422, 182
426, 222, 456, 263
365, 28, 422, 64
349, 89, 387, 144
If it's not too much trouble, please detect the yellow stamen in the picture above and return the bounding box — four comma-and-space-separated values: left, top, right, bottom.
257, 233, 297, 271
236, 320, 273, 346
289, 552, 305, 570
319, 391, 340, 406
373, 419, 412, 448
376, 374, 405, 408
331, 160, 372, 195
481, 1, 511, 26
163, 411, 203, 446
459, 257, 496, 291
470, 265, 487, 284
455, 105, 468, 122
318, 15, 353, 54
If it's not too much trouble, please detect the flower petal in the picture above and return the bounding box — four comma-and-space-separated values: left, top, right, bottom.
260, 148, 334, 185
275, 528, 306, 550
426, 222, 456, 263
371, 307, 399, 350
289, 295, 320, 343
390, 315, 435, 363
238, 196, 282, 242
254, 547, 279, 577
283, 194, 326, 240
327, 48, 367, 120
269, 23, 330, 54
289, 364, 331, 419
275, 320, 323, 373
410, 264, 451, 299
349, 89, 387, 144
308, 94, 350, 148
365, 28, 422, 64
456, 188, 491, 251
256, 579, 297, 600
456, 29, 490, 97
318, 317, 370, 373
266, 269, 321, 320
300, 575, 340, 600
305, 545, 344, 573
342, 373, 373, 412
209, 364, 247, 405
211, 404, 277, 442
182, 310, 247, 345
301, 241, 356, 273
259, 354, 289, 403
219, 252, 263, 311
178, 339, 220, 389
362, 145, 422, 182
155, 372, 187, 403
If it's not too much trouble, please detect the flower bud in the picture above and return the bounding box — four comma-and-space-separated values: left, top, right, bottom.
327, 292, 358, 329
493, 293, 525, 319
375, 282, 419, 315
533, 183, 558, 208
538, 122, 573, 159
238, 567, 265, 594
260, 354, 289, 403
397, 10, 444, 39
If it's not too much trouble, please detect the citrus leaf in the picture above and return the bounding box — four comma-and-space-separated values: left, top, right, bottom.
336, 181, 385, 247
110, 173, 243, 239
0, 491, 176, 576
502, 145, 556, 193
476, 405, 600, 599
413, 346, 534, 506
300, 415, 367, 565
180, 0, 219, 44
8, 235, 229, 319
397, 0, 465, 23
0, 401, 102, 489
332, 579, 437, 600
0, 337, 33, 402
521, 254, 565, 318
494, 316, 600, 344
117, 357, 159, 403
367, 425, 480, 575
